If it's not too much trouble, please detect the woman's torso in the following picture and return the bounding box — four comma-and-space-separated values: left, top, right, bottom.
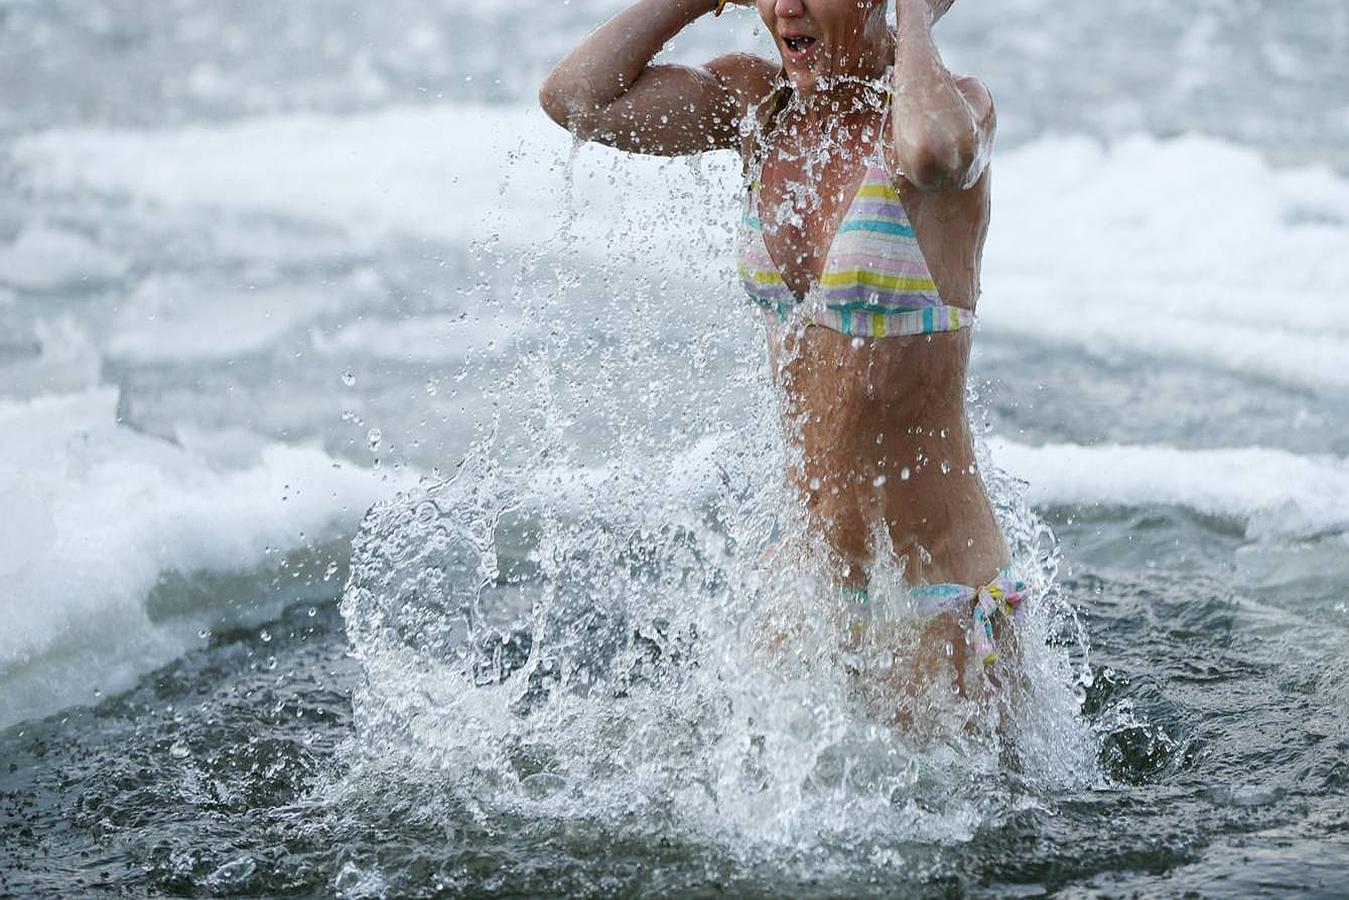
739, 92, 1006, 587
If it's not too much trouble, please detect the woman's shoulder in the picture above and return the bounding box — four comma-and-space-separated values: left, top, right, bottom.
706, 54, 781, 111
705, 55, 782, 161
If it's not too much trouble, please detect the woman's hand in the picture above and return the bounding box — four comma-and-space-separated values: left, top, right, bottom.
897, 0, 955, 26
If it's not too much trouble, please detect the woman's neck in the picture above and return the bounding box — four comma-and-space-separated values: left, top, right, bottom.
790, 30, 895, 127
787, 69, 891, 138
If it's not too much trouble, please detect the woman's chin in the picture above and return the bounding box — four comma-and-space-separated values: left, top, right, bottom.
784, 66, 820, 95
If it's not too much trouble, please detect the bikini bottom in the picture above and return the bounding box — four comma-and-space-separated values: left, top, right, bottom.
842, 566, 1028, 668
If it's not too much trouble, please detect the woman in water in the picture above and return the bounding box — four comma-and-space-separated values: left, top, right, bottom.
540, 0, 1023, 704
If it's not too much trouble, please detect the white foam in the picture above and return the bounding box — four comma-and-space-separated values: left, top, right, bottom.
14, 108, 1347, 389
988, 439, 1349, 541
525, 434, 1349, 542
0, 388, 414, 729
981, 135, 1349, 391
9, 104, 739, 284
105, 272, 366, 363
0, 382, 1337, 730
0, 317, 102, 398
0, 223, 130, 292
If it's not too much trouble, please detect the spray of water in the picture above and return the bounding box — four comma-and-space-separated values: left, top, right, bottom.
338, 126, 1098, 870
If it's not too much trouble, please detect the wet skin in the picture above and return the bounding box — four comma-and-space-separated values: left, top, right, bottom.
539, 0, 1005, 595
753, 88, 1003, 590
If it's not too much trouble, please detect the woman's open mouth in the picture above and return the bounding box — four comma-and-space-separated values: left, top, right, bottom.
782, 34, 819, 62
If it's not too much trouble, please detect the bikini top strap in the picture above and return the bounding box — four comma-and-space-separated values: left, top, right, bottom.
872, 70, 899, 174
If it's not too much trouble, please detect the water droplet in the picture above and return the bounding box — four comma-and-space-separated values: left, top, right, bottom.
808, 478, 821, 491
307, 606, 318, 618
367, 427, 382, 451
900, 467, 911, 481
521, 772, 569, 800
939, 461, 952, 475
169, 741, 189, 759
259, 630, 272, 643
323, 561, 338, 581
341, 371, 356, 387
209, 856, 257, 887
872, 474, 887, 487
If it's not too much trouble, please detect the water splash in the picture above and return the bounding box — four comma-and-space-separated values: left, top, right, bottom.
339, 131, 1097, 869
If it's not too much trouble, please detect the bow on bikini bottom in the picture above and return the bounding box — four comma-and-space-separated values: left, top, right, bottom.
844, 567, 1028, 668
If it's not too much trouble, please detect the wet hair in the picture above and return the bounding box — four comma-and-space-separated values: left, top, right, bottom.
739, 69, 792, 181
762, 68, 794, 138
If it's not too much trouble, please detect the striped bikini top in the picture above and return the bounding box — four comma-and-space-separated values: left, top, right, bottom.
736, 134, 974, 339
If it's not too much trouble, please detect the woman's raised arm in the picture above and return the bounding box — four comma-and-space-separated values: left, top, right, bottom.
890, 0, 996, 192
538, 0, 774, 157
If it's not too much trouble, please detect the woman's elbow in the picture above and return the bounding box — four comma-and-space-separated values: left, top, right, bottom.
902, 136, 983, 192
538, 73, 607, 138
538, 72, 573, 129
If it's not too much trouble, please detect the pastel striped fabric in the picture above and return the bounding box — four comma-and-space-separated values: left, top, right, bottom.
909, 567, 1028, 668
836, 566, 1027, 669
736, 163, 975, 338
